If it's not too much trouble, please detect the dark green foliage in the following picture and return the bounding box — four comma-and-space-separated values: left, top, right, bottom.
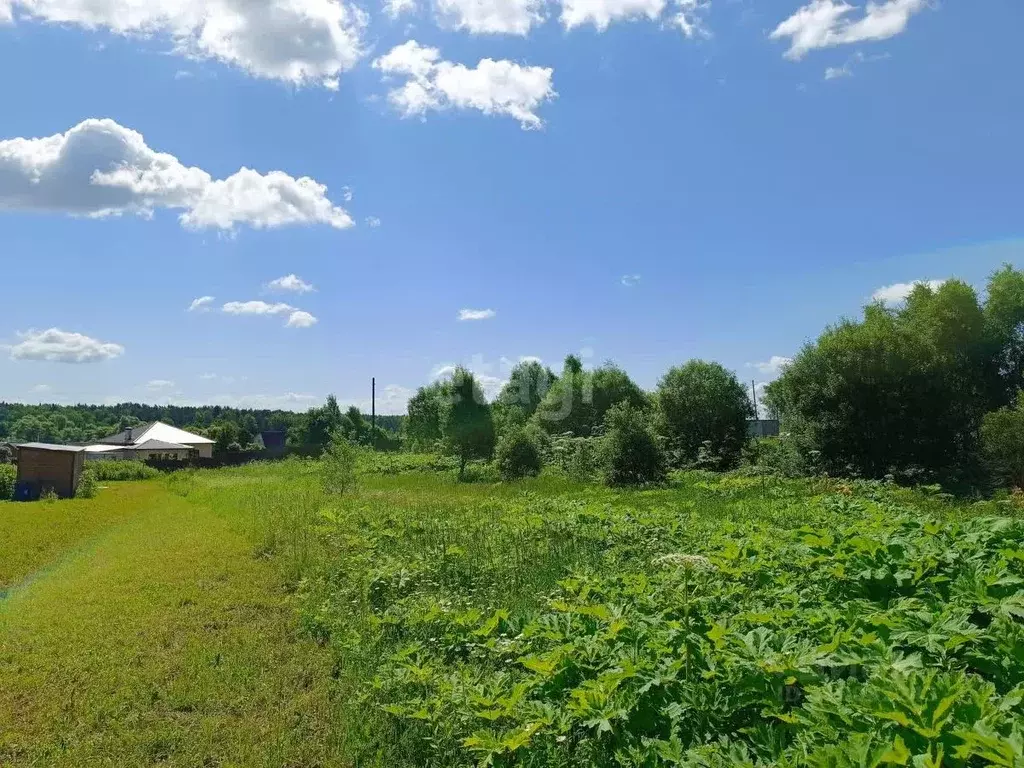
495, 429, 542, 480
87, 461, 159, 482
534, 358, 647, 437
494, 361, 556, 421
292, 395, 344, 452
0, 401, 304, 445
655, 360, 752, 469
766, 273, 1024, 486
981, 393, 1024, 488
440, 368, 496, 478
0, 463, 14, 499
601, 402, 666, 486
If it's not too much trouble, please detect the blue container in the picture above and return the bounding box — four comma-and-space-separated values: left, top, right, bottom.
14, 481, 40, 502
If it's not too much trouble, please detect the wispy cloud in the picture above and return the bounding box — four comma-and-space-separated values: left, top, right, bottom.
621, 274, 641, 287
457, 308, 496, 321
222, 300, 319, 329
188, 296, 215, 312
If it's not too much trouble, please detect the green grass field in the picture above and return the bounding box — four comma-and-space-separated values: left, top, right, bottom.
3, 458, 1024, 767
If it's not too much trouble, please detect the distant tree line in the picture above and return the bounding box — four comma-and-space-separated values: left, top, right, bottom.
0, 401, 405, 455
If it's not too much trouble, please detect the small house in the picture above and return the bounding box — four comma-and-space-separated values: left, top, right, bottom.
87, 421, 214, 461
16, 443, 87, 499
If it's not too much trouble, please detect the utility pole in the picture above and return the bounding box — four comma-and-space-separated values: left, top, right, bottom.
751, 380, 760, 421
371, 377, 376, 449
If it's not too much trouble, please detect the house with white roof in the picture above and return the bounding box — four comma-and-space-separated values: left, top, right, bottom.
85, 421, 215, 461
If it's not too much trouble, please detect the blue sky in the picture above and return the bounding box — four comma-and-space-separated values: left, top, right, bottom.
0, 0, 1021, 413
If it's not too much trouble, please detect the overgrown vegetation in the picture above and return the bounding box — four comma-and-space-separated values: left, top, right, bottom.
87, 460, 160, 482
190, 458, 1024, 768
0, 464, 14, 500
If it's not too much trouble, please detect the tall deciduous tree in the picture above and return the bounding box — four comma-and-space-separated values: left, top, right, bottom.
534, 357, 647, 437
655, 360, 752, 469
404, 381, 448, 450
766, 274, 1021, 485
440, 368, 495, 478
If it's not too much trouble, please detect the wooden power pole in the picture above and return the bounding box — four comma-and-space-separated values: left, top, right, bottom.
371, 377, 376, 447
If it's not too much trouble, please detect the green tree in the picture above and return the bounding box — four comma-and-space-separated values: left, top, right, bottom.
495, 361, 556, 419
766, 278, 1005, 484
440, 368, 495, 478
981, 393, 1024, 489
322, 431, 359, 495
601, 403, 666, 487
404, 381, 448, 450
534, 357, 647, 437
655, 360, 752, 469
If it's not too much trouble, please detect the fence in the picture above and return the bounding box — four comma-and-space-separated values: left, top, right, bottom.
144, 445, 323, 472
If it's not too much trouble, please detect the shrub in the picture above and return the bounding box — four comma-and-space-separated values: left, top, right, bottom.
0, 463, 15, 500
752, 436, 807, 478
322, 434, 358, 495
76, 468, 98, 499
495, 429, 542, 481
88, 461, 159, 482
550, 433, 602, 481
601, 403, 666, 487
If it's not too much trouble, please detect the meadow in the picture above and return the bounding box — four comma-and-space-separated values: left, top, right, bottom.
3, 456, 1024, 766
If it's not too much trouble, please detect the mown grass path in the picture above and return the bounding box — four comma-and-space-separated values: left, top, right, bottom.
0, 481, 343, 767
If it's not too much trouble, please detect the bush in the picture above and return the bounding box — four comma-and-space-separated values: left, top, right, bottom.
495, 429, 542, 481
601, 403, 666, 487
87, 461, 159, 482
322, 434, 359, 495
751, 436, 807, 478
76, 468, 98, 499
550, 433, 602, 481
0, 463, 15, 500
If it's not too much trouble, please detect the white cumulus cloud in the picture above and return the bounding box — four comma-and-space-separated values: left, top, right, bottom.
559, 0, 706, 33
9, 328, 125, 363
286, 310, 318, 328
267, 274, 315, 293
872, 279, 947, 305
222, 300, 318, 329
0, 118, 353, 231
771, 0, 927, 60
458, 308, 496, 321
748, 356, 793, 376
373, 41, 555, 129
621, 274, 641, 287
1, 0, 367, 87
435, 0, 545, 34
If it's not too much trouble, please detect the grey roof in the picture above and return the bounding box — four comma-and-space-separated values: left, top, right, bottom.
96, 422, 155, 445
132, 439, 192, 451
18, 442, 87, 452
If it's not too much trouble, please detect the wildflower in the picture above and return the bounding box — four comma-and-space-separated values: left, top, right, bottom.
653, 553, 714, 571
